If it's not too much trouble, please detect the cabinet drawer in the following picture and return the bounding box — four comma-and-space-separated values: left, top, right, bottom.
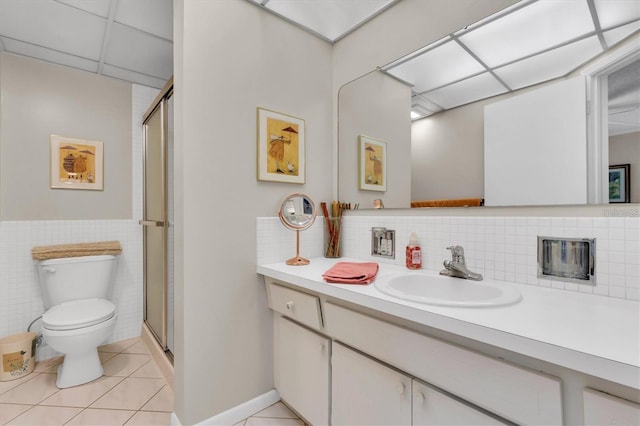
583, 388, 640, 425
267, 281, 323, 330
324, 302, 562, 425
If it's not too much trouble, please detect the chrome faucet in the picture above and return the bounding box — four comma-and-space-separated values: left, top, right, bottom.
440, 245, 483, 281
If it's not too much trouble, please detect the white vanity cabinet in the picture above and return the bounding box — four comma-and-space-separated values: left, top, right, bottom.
273, 316, 330, 426
332, 342, 412, 425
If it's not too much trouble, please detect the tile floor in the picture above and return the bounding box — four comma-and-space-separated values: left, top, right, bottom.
0, 336, 304, 426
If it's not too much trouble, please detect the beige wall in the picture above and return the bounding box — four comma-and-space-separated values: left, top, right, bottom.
610, 131, 640, 203
0, 53, 132, 220
338, 71, 412, 208
174, 0, 333, 423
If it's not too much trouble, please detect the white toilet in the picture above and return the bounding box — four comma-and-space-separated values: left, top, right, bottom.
36, 255, 118, 388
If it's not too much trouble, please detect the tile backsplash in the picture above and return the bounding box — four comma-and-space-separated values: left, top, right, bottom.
257, 214, 640, 300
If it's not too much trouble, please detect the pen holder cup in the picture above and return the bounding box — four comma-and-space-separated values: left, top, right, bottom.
323, 218, 342, 258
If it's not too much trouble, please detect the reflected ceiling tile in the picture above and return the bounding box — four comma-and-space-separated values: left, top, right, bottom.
104, 23, 172, 79
422, 73, 507, 110
603, 21, 640, 47
1, 37, 99, 73
55, 0, 112, 18
115, 0, 173, 40
459, 0, 594, 67
264, 0, 395, 41
494, 36, 602, 91
102, 64, 167, 89
594, 0, 640, 30
0, 0, 106, 60
387, 40, 485, 93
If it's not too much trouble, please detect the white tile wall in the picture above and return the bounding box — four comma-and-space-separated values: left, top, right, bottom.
257, 213, 640, 301
0, 84, 158, 361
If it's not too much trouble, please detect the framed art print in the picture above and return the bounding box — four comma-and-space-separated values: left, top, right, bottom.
358, 135, 386, 192
50, 135, 103, 190
257, 107, 305, 184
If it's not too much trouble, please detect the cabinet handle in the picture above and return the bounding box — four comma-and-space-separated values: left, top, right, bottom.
416, 391, 426, 403
396, 383, 406, 395
285, 301, 295, 310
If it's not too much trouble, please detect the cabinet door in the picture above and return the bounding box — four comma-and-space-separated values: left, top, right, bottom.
332, 342, 411, 426
274, 316, 330, 426
583, 388, 640, 425
413, 380, 507, 425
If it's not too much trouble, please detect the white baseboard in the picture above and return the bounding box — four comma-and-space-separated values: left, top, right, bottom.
171, 389, 280, 426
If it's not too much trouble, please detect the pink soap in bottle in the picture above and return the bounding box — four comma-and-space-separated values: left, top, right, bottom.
406, 232, 422, 270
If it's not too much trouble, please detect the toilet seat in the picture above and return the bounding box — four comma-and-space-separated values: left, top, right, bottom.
43, 298, 115, 331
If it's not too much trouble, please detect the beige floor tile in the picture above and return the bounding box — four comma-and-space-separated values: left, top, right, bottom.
140, 385, 173, 412
39, 376, 123, 408
0, 373, 58, 405
129, 359, 164, 379
244, 417, 304, 426
124, 410, 172, 425
102, 354, 151, 377
90, 377, 166, 411
34, 357, 63, 373
65, 408, 136, 426
253, 402, 299, 419
0, 373, 39, 396
121, 340, 150, 355
99, 337, 139, 354
5, 405, 82, 426
0, 403, 32, 425
99, 351, 118, 364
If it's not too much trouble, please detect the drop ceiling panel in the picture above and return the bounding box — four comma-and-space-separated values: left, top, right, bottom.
458, 0, 595, 67
104, 23, 172, 79
102, 64, 167, 89
54, 0, 112, 18
494, 36, 603, 91
423, 72, 508, 110
388, 40, 485, 93
1, 37, 99, 73
115, 0, 173, 40
594, 0, 640, 30
0, 0, 106, 61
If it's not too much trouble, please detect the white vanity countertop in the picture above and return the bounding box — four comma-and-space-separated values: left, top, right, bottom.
258, 257, 640, 389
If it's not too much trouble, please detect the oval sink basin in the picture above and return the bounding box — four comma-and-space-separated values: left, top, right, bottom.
375, 272, 521, 307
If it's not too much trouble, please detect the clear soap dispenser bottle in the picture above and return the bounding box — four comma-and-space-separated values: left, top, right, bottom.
406, 232, 422, 270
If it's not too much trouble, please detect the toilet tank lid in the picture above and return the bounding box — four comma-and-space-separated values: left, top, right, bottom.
43, 298, 115, 330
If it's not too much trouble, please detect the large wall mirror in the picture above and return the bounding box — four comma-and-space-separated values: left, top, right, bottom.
338, 0, 640, 209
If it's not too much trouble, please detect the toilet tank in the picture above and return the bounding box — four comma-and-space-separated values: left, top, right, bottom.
37, 255, 118, 309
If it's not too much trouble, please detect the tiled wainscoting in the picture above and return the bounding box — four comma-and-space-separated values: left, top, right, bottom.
258, 211, 640, 300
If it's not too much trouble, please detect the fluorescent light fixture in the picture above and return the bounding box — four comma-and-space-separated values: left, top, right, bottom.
458, 0, 595, 68
387, 40, 485, 93
410, 111, 422, 120
603, 21, 640, 47
594, 0, 640, 30
251, 0, 396, 42
422, 72, 508, 110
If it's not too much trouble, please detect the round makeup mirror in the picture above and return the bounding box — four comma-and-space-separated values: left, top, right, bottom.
278, 193, 317, 265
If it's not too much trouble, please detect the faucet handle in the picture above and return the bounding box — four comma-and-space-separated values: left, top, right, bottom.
446, 245, 465, 263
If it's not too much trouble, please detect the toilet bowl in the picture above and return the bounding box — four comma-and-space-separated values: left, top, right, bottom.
41, 298, 117, 388
37, 255, 118, 388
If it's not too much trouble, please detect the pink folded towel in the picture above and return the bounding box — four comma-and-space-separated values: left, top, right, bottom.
322, 262, 379, 285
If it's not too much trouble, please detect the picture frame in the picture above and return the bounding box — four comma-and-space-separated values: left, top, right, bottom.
609, 164, 630, 203
50, 135, 104, 190
358, 135, 387, 192
257, 107, 305, 184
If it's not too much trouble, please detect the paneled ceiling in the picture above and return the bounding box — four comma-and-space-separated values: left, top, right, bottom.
0, 0, 173, 89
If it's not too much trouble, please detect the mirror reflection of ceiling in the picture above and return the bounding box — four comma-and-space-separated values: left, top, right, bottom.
609, 58, 640, 136
0, 0, 173, 89
380, 0, 640, 122
248, 0, 398, 43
